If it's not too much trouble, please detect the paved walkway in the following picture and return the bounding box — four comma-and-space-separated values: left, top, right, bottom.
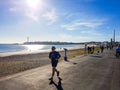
0, 49, 120, 90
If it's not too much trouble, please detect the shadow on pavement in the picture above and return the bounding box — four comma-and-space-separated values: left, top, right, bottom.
65, 60, 77, 65
49, 77, 63, 90
90, 55, 102, 58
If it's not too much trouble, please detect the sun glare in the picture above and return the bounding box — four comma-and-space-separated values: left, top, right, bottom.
27, 0, 41, 8
24, 45, 45, 51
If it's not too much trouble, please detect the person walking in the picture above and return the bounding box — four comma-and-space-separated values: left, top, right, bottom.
92, 46, 95, 53
87, 46, 90, 54
100, 45, 104, 53
116, 45, 120, 57
49, 46, 61, 80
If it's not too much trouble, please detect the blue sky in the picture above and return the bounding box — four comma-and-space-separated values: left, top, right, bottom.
0, 0, 120, 43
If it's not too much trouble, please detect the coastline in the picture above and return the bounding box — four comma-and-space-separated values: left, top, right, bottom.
0, 44, 85, 57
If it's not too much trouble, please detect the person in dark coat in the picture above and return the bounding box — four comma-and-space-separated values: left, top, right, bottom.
49, 46, 61, 80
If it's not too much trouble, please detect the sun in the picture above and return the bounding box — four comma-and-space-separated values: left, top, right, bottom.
26, 0, 42, 8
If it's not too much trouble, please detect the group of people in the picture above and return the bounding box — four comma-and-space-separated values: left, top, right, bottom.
100, 44, 120, 57
106, 44, 114, 50
106, 43, 120, 57
87, 45, 105, 54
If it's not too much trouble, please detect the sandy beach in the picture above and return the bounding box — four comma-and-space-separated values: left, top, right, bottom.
0, 48, 85, 77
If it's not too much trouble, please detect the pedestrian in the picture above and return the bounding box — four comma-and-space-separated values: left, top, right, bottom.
49, 46, 61, 80
116, 45, 120, 57
89, 47, 92, 54
100, 45, 104, 53
92, 46, 95, 53
88, 46, 90, 54
106, 45, 109, 50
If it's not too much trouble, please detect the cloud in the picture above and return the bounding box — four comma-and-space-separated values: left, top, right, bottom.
42, 9, 58, 24
59, 34, 72, 39
77, 22, 103, 28
61, 24, 77, 31
8, 0, 42, 21
9, 7, 40, 21
9, 0, 59, 23
61, 18, 106, 31
59, 32, 104, 42
25, 9, 39, 21
9, 7, 17, 12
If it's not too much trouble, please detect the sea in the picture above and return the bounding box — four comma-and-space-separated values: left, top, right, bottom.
0, 44, 85, 54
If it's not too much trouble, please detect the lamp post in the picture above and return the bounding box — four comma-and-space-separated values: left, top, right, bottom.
84, 43, 87, 55
64, 48, 68, 61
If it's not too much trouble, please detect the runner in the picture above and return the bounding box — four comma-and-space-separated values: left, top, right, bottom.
49, 46, 61, 80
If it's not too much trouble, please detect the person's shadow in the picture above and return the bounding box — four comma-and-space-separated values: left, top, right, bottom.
49, 77, 63, 90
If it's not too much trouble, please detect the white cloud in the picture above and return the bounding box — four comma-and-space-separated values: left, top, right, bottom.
9, 7, 17, 12
61, 18, 106, 31
59, 34, 72, 39
59, 34, 80, 42
9, 0, 59, 23
61, 24, 77, 31
9, 0, 45, 21
42, 9, 58, 24
28, 29, 120, 42
76, 22, 103, 28
58, 33, 104, 42
25, 9, 39, 21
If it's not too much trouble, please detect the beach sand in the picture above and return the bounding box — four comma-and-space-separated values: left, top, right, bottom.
0, 48, 85, 77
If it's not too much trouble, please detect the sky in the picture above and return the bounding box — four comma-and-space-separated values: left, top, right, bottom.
0, 0, 120, 43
